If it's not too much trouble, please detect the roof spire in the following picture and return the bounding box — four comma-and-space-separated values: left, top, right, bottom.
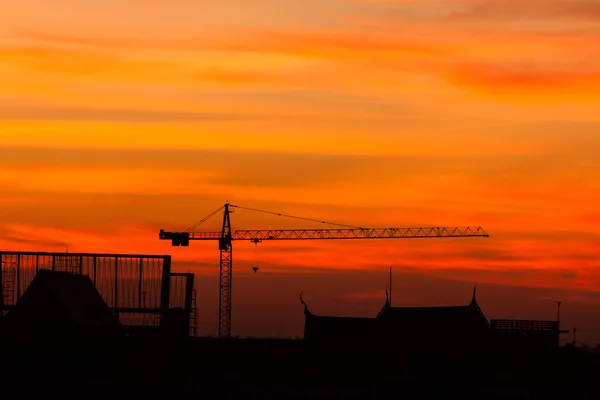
377, 285, 391, 319
470, 284, 477, 305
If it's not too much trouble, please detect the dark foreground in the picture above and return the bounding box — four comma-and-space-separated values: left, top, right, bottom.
1, 337, 599, 399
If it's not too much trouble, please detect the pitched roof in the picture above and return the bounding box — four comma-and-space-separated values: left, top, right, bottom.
301, 285, 489, 327
375, 284, 488, 324
1, 270, 122, 336
299, 286, 491, 346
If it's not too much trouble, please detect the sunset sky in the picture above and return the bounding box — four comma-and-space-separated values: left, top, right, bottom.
1, 0, 599, 343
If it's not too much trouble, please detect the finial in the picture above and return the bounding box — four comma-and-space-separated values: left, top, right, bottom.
471, 284, 477, 305
389, 267, 392, 306
300, 292, 310, 315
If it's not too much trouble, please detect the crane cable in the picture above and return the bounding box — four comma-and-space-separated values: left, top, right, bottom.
185, 205, 225, 232
230, 204, 362, 229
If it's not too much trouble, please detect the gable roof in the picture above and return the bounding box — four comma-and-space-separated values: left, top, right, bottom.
35, 270, 112, 322
375, 284, 488, 324
1, 270, 122, 336
300, 292, 377, 340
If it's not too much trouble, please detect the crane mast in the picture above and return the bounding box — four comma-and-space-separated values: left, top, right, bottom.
159, 202, 489, 338
218, 203, 232, 339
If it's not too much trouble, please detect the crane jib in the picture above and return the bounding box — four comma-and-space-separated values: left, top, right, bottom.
159, 227, 488, 246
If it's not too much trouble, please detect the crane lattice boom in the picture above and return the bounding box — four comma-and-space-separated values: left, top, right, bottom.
160, 226, 488, 243
158, 202, 489, 338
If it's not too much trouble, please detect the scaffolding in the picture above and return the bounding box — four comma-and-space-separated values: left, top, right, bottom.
54, 255, 81, 274
2, 262, 16, 309
0, 251, 197, 336
190, 288, 198, 337
169, 272, 196, 337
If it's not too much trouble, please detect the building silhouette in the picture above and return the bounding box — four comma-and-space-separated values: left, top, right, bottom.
1, 251, 197, 336
0, 270, 122, 337
301, 286, 566, 350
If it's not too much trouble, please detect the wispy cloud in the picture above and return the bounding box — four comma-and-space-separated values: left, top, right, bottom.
447, 62, 600, 95
0, 146, 594, 190
447, 0, 600, 22
354, 0, 600, 23
0, 224, 71, 248
0, 234, 70, 249
6, 16, 600, 101
0, 104, 285, 123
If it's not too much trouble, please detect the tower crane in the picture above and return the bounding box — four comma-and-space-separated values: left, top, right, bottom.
159, 202, 489, 338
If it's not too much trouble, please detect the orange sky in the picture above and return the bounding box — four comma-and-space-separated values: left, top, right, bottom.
1, 0, 599, 343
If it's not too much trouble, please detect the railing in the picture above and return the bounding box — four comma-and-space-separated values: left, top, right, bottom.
491, 319, 558, 331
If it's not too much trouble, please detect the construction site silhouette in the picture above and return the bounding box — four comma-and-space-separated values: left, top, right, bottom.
1, 204, 599, 398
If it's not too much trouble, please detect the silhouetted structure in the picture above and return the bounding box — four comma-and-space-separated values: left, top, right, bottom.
302, 287, 566, 350
489, 319, 567, 348
301, 286, 489, 350
0, 270, 122, 337
0, 251, 196, 336
159, 202, 488, 338
378, 286, 490, 348
170, 272, 197, 336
